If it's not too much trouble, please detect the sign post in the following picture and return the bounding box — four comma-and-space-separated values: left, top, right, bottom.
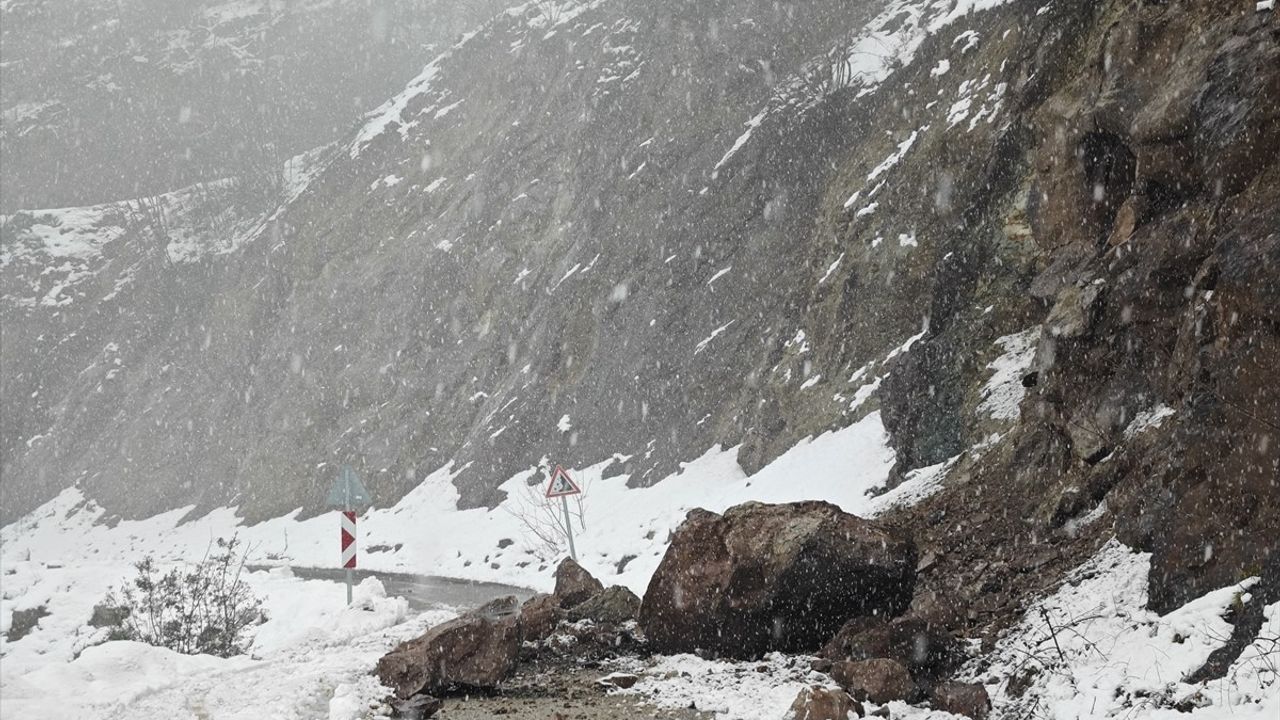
327, 464, 371, 605
544, 464, 582, 561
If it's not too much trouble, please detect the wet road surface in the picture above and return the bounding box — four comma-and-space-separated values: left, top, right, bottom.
257, 565, 535, 612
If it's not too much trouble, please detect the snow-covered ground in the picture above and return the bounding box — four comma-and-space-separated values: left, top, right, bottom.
969, 541, 1278, 720
0, 408, 900, 718
3, 409, 1277, 718
0, 567, 450, 720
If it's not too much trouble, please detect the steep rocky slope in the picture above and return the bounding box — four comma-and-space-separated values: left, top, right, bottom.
0, 0, 488, 210
3, 0, 1276, 636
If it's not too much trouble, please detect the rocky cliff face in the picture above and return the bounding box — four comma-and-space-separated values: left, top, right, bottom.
2, 0, 1276, 623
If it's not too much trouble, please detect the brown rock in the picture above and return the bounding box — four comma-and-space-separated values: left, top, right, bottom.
376, 609, 521, 699
788, 685, 863, 719
566, 585, 641, 625
907, 590, 962, 629
518, 593, 564, 644
821, 616, 957, 679
930, 681, 991, 719
640, 501, 916, 657
554, 558, 604, 608
830, 659, 915, 705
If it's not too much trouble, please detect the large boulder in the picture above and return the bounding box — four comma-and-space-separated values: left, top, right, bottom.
639, 501, 916, 657
554, 558, 604, 608
376, 598, 522, 699
830, 659, 916, 705
567, 585, 641, 625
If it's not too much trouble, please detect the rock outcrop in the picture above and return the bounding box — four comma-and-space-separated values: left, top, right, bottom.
640, 501, 916, 657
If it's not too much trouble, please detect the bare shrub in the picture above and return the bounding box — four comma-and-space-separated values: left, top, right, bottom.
101, 536, 265, 658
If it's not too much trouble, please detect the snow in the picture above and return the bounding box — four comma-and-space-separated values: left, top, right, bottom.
1, 409, 898, 603
713, 0, 1015, 175
713, 110, 768, 173
617, 541, 1279, 720
968, 539, 1278, 720
978, 326, 1039, 421
1125, 404, 1176, 439
1, 175, 281, 307
866, 454, 959, 515
0, 405, 907, 717
621, 652, 836, 719
695, 321, 735, 355
819, 253, 845, 283
867, 128, 925, 183
0, 559, 450, 720
947, 95, 974, 127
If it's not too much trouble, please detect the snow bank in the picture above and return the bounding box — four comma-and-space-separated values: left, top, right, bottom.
971, 540, 1278, 719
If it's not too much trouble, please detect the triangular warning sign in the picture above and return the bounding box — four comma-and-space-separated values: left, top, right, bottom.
326, 464, 372, 508
545, 465, 582, 498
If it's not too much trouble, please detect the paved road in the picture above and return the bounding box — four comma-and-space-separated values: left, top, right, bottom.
259, 566, 535, 612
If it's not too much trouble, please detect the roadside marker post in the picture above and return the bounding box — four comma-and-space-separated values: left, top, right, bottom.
544, 465, 583, 561
327, 464, 371, 605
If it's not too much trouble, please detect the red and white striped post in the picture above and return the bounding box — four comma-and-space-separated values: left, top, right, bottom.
340, 510, 357, 605
328, 464, 369, 607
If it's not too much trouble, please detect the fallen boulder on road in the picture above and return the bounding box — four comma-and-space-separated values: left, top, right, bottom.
376, 596, 522, 699
639, 501, 916, 657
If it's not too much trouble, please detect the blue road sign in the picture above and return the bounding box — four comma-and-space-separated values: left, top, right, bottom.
326, 464, 371, 508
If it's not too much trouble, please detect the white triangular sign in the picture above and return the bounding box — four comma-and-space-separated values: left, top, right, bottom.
545, 465, 582, 498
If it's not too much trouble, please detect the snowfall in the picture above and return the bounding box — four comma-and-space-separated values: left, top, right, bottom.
2, 369, 1276, 719
3, 0, 1278, 714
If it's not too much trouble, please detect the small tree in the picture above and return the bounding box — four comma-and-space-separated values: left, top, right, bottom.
102, 536, 265, 658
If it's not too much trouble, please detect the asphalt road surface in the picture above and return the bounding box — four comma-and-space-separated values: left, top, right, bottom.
261, 565, 535, 612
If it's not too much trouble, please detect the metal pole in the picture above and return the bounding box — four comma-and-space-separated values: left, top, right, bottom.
346, 567, 353, 606
561, 494, 577, 561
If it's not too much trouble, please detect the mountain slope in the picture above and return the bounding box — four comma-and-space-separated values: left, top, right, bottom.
0, 0, 488, 210
3, 0, 1277, 626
